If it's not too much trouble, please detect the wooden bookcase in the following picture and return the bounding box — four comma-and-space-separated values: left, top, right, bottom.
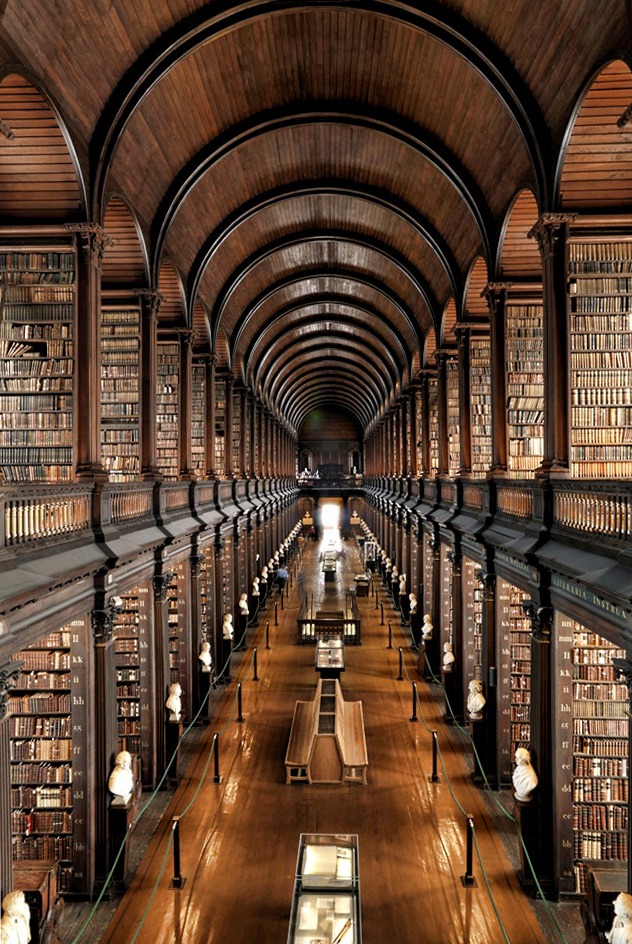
9, 618, 90, 896
113, 590, 142, 757
100, 304, 140, 481
505, 303, 544, 477
427, 374, 439, 476
554, 613, 628, 896
496, 579, 532, 786
469, 335, 492, 477
167, 559, 189, 712
156, 340, 179, 480
568, 238, 632, 477
0, 244, 75, 482
462, 557, 483, 698
191, 361, 206, 479
446, 359, 460, 477
215, 380, 225, 476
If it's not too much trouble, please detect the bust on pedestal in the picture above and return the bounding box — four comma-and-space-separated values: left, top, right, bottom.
199, 640, 212, 673
421, 613, 433, 640
108, 750, 135, 806
607, 893, 632, 944
222, 613, 234, 681
108, 751, 138, 892
166, 682, 182, 722
467, 679, 486, 721
512, 747, 538, 802
442, 642, 455, 672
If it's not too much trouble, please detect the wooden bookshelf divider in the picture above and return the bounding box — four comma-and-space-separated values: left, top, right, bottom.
156, 340, 179, 480
462, 557, 483, 695
505, 303, 544, 477
100, 304, 140, 481
0, 244, 76, 482
446, 359, 460, 477
469, 335, 492, 477
167, 559, 189, 712
113, 590, 141, 758
569, 238, 632, 477
9, 618, 90, 896
231, 387, 240, 477
215, 379, 225, 476
427, 374, 439, 476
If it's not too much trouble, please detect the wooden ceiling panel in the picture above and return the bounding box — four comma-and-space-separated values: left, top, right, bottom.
499, 189, 541, 279
102, 194, 148, 286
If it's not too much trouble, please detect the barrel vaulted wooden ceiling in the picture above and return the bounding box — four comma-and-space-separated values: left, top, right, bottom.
0, 1, 631, 436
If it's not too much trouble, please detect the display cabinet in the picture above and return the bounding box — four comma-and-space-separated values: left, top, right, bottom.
288, 833, 361, 944
315, 638, 345, 680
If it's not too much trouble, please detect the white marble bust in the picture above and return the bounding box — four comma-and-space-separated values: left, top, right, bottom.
607, 893, 632, 944
260, 566, 268, 581
252, 577, 260, 596
512, 747, 538, 802
238, 592, 249, 615
467, 679, 486, 720
199, 640, 212, 672
222, 613, 234, 640
409, 593, 418, 615
0, 891, 31, 944
422, 613, 433, 639
442, 641, 455, 672
108, 750, 135, 806
166, 681, 182, 721
399, 573, 406, 593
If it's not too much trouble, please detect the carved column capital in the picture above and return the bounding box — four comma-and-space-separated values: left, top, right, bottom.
190, 553, 203, 577
0, 661, 22, 721
153, 571, 175, 602
66, 222, 113, 265
91, 602, 121, 645
527, 213, 578, 259
522, 602, 553, 641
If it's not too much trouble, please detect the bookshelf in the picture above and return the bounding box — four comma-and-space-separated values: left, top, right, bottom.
446, 359, 460, 477
469, 335, 492, 477
0, 246, 75, 482
428, 374, 439, 476
462, 557, 483, 694
215, 380, 225, 476
496, 579, 531, 785
167, 561, 189, 704
191, 361, 206, 479
231, 388, 240, 477
415, 388, 423, 477
554, 615, 628, 896
9, 618, 90, 895
156, 340, 179, 480
114, 590, 142, 758
569, 239, 632, 477
505, 303, 544, 477
101, 305, 140, 481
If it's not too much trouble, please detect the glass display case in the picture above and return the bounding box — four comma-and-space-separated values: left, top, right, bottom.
315, 638, 345, 679
288, 833, 361, 944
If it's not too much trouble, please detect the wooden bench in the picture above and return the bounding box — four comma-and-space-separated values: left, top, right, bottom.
285, 697, 319, 783
285, 679, 368, 785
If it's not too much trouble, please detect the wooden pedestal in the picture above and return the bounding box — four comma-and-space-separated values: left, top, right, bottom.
13, 859, 57, 944
109, 801, 135, 893
514, 798, 555, 899
166, 719, 183, 785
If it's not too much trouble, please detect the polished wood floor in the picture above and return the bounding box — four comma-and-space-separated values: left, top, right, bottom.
97, 533, 562, 944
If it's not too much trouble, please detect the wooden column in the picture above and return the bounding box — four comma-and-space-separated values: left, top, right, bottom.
0, 662, 21, 897
483, 283, 510, 475
179, 330, 194, 479
238, 385, 248, 477
90, 604, 118, 887
205, 355, 217, 478
475, 568, 498, 787
419, 372, 430, 478
613, 657, 632, 896
455, 327, 472, 477
528, 213, 576, 476
448, 549, 464, 723
152, 572, 174, 781
409, 384, 419, 478
139, 291, 163, 479
71, 224, 111, 479
400, 397, 408, 478
189, 553, 206, 719
249, 392, 257, 478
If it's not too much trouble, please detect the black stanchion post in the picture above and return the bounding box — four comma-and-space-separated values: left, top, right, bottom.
274, 601, 278, 626
388, 620, 393, 649
237, 682, 244, 723
253, 647, 259, 682
429, 730, 440, 783
170, 816, 185, 889
461, 815, 477, 887
398, 646, 403, 680
212, 733, 222, 783
380, 602, 384, 626
265, 620, 270, 650
410, 682, 418, 722
281, 588, 284, 610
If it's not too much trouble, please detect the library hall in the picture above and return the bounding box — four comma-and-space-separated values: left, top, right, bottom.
1, 2, 632, 943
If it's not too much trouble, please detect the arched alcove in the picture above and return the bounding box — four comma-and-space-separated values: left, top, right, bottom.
498, 189, 541, 280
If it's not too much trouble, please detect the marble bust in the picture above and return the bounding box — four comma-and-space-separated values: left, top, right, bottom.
199, 640, 212, 673
421, 613, 433, 640
252, 577, 260, 596
467, 679, 486, 720
398, 573, 406, 594
222, 613, 234, 640
166, 681, 182, 721
409, 593, 418, 615
108, 750, 135, 806
512, 747, 538, 802
607, 893, 632, 944
442, 641, 455, 672
238, 592, 249, 615
0, 891, 31, 944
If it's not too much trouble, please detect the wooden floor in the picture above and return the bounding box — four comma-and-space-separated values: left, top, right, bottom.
96, 533, 567, 944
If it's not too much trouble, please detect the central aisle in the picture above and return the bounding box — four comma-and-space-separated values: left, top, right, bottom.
100, 531, 551, 944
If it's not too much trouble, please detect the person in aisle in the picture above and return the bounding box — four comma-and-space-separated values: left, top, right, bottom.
166, 682, 182, 721
199, 640, 212, 673
108, 750, 136, 806
607, 893, 632, 944
512, 747, 538, 802
276, 565, 288, 596
0, 891, 31, 944
467, 679, 486, 720
297, 568, 306, 601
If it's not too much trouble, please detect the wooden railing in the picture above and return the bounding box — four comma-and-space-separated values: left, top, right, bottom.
552, 481, 632, 541
2, 485, 92, 547
496, 483, 533, 520
110, 483, 154, 524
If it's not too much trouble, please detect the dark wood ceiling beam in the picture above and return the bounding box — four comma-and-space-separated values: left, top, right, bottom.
291, 391, 373, 432
282, 378, 376, 430
92, 1, 547, 225
248, 318, 403, 394
183, 180, 461, 304
271, 354, 384, 419
211, 230, 439, 337
227, 269, 426, 360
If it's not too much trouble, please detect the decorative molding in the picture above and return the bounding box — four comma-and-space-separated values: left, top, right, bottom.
65, 222, 113, 265
527, 213, 578, 259
0, 661, 22, 721
91, 602, 121, 645
521, 602, 552, 641
153, 571, 175, 602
